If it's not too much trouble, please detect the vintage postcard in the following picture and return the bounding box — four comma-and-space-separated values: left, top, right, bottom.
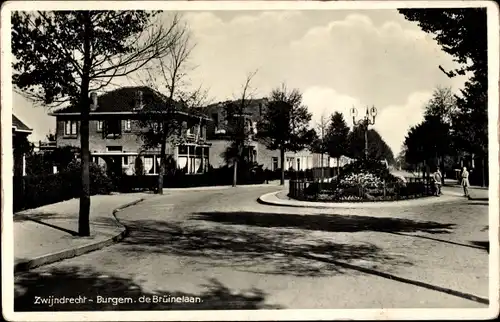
2, 0, 499, 321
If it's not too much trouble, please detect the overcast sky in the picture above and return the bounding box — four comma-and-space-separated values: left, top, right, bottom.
12, 9, 468, 155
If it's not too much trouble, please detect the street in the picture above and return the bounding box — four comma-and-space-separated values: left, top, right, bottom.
14, 185, 489, 310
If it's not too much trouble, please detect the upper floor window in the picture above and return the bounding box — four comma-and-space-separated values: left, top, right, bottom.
65, 120, 78, 136
124, 119, 131, 132
187, 125, 195, 137
105, 119, 121, 137
153, 122, 163, 134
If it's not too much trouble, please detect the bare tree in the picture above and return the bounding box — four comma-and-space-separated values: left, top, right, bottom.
315, 113, 330, 183
224, 70, 258, 187
136, 19, 211, 194
12, 11, 182, 236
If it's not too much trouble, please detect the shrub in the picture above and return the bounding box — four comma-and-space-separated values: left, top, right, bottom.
65, 160, 115, 195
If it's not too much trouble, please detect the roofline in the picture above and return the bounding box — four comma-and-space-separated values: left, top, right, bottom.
49, 110, 212, 120
12, 125, 33, 133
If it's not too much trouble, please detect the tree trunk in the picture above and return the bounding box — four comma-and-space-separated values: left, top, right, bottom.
481, 156, 486, 187
233, 159, 238, 187
78, 12, 92, 237
337, 157, 340, 177
439, 156, 445, 185
157, 140, 166, 195
280, 148, 285, 185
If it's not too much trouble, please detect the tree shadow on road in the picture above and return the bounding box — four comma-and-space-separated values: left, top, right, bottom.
118, 216, 414, 277
192, 211, 455, 234
14, 265, 280, 311
469, 241, 489, 253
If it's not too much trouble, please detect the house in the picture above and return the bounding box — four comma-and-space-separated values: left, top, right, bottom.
204, 98, 331, 171
12, 114, 33, 176
49, 86, 212, 176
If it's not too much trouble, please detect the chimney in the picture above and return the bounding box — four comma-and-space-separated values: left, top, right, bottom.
90, 92, 98, 111
135, 90, 143, 110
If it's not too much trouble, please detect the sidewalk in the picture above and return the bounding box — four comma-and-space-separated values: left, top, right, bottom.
258, 187, 470, 209
13, 193, 147, 273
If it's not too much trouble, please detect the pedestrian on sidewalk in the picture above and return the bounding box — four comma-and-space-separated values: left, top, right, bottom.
461, 166, 470, 197
433, 168, 442, 196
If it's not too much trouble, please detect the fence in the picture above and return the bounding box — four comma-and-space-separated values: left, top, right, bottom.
289, 177, 433, 201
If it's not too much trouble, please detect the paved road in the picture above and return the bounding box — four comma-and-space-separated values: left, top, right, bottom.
14, 185, 490, 310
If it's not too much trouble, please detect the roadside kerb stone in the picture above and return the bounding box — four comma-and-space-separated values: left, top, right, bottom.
258, 190, 462, 209
14, 198, 145, 273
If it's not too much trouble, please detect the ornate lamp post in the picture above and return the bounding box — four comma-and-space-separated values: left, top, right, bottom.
350, 105, 377, 159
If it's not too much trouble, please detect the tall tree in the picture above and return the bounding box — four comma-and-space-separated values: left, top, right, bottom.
12, 11, 181, 236
136, 20, 209, 194
224, 70, 258, 187
403, 115, 451, 177
424, 86, 457, 125
325, 112, 350, 173
399, 8, 488, 185
348, 126, 394, 163
257, 84, 315, 185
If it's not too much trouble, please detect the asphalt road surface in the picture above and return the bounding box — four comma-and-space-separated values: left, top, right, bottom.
14, 185, 490, 311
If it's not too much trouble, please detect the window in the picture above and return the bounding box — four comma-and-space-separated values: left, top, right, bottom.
153, 122, 163, 134
105, 119, 121, 137
122, 156, 134, 166
143, 156, 154, 174
297, 158, 301, 171
64, 120, 78, 136
272, 157, 278, 171
97, 120, 103, 132
124, 119, 131, 132
287, 157, 294, 170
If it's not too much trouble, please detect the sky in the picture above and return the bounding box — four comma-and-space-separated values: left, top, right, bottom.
12, 9, 469, 155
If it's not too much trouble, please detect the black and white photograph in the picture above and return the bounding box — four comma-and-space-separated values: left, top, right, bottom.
2, 1, 499, 320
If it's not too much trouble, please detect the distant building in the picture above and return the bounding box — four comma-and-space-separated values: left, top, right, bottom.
49, 86, 212, 176
204, 98, 331, 171
12, 114, 32, 176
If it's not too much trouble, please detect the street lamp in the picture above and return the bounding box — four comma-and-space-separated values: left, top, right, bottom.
350, 105, 377, 159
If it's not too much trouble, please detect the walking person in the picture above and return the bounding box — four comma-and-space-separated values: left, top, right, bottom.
461, 166, 470, 197
433, 168, 442, 196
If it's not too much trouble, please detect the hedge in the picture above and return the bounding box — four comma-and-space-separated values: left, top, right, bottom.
13, 160, 114, 212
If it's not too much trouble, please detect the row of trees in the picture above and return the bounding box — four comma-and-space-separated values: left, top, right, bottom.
399, 8, 488, 186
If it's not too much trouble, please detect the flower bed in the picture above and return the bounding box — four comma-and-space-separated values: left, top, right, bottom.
289, 158, 431, 202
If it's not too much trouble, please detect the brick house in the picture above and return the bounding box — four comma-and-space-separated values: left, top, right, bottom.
205, 98, 331, 171
49, 86, 211, 176
12, 114, 33, 176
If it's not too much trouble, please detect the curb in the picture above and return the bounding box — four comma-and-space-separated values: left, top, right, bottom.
14, 198, 145, 273
257, 191, 461, 209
